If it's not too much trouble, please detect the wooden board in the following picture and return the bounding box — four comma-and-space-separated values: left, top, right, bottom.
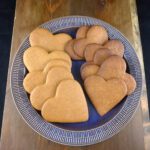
0, 0, 145, 150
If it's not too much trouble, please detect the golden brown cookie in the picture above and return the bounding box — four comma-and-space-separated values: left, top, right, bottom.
122, 73, 136, 95
86, 25, 108, 44
29, 28, 72, 52
30, 67, 73, 110
73, 38, 88, 58
65, 39, 82, 60
97, 56, 126, 80
76, 26, 89, 39
41, 79, 89, 123
84, 44, 103, 61
23, 59, 71, 93
43, 59, 71, 74
23, 47, 71, 72
93, 48, 114, 65
80, 62, 99, 80
103, 40, 124, 57
23, 72, 45, 94
74, 25, 108, 58
84, 75, 127, 116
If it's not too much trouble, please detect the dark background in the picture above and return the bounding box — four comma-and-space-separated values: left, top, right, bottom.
0, 0, 149, 134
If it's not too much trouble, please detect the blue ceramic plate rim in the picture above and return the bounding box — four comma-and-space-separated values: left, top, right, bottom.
11, 16, 142, 146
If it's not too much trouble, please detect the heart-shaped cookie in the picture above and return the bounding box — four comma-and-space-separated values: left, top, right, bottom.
122, 73, 136, 95
80, 62, 99, 80
29, 28, 72, 52
30, 67, 73, 110
76, 26, 89, 39
23, 47, 71, 72
93, 48, 114, 65
41, 79, 89, 123
84, 43, 103, 61
74, 25, 108, 58
84, 75, 127, 116
97, 55, 126, 80
103, 40, 124, 57
23, 59, 71, 93
65, 39, 82, 60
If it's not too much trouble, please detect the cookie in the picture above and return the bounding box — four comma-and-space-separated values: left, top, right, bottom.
23, 59, 71, 93
80, 62, 99, 80
74, 25, 108, 58
41, 79, 89, 123
86, 25, 108, 44
23, 72, 45, 94
43, 59, 71, 74
122, 73, 136, 95
84, 44, 102, 61
23, 47, 71, 72
97, 56, 126, 80
48, 51, 71, 65
84, 75, 127, 116
30, 67, 73, 110
104, 40, 124, 57
65, 39, 82, 60
73, 38, 88, 58
93, 48, 114, 65
76, 26, 89, 39
29, 28, 72, 52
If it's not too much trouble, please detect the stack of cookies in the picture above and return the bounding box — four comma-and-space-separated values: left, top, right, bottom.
23, 28, 88, 123
65, 25, 136, 116
23, 25, 136, 123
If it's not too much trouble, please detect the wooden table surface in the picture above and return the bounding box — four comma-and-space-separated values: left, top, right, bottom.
0, 0, 146, 150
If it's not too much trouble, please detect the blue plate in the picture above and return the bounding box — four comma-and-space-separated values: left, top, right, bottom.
11, 16, 142, 146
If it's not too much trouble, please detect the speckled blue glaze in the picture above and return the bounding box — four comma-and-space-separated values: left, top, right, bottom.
11, 16, 142, 146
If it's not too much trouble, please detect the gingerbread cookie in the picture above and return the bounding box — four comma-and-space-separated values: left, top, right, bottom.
41, 79, 89, 122
23, 47, 71, 72
104, 40, 124, 57
30, 67, 73, 110
97, 56, 126, 80
84, 75, 127, 116
29, 28, 72, 52
65, 39, 82, 60
80, 62, 99, 80
74, 25, 108, 58
23, 59, 71, 93
76, 26, 89, 39
93, 48, 114, 65
84, 44, 102, 61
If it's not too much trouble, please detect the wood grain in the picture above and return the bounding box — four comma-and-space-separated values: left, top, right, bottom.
0, 0, 145, 150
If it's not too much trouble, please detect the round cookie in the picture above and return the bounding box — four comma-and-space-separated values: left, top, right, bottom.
76, 26, 89, 39
41, 79, 89, 123
81, 62, 99, 80
84, 44, 103, 61
29, 28, 72, 52
93, 48, 114, 65
65, 39, 82, 60
97, 56, 126, 80
104, 39, 124, 57
30, 67, 74, 110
